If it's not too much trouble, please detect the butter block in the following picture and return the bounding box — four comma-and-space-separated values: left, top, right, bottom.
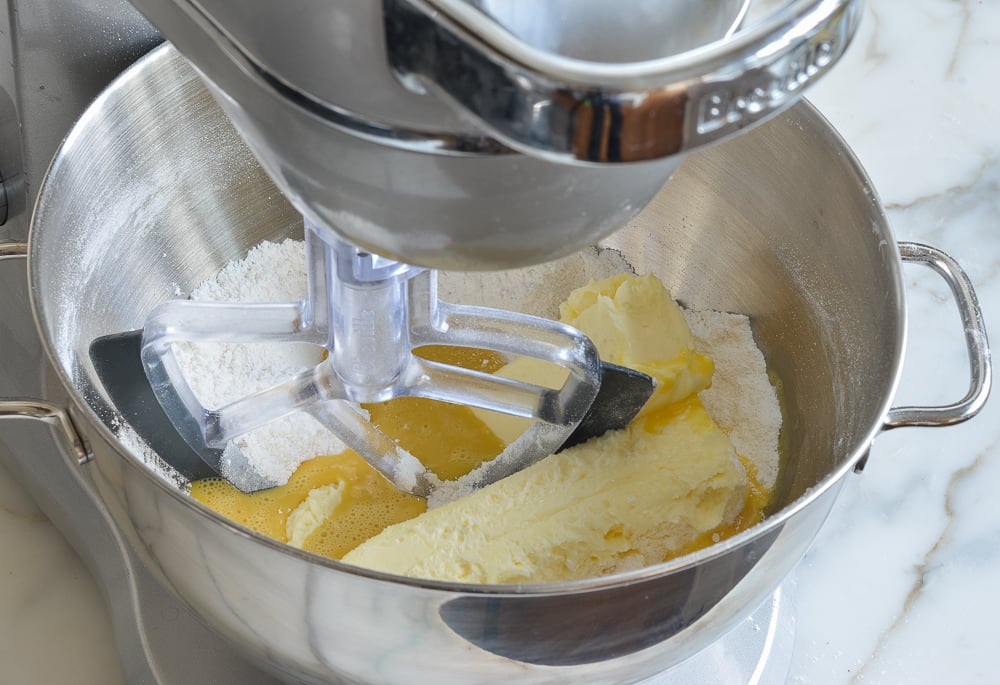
472, 272, 715, 442
560, 273, 715, 413
342, 272, 749, 583
342, 400, 746, 584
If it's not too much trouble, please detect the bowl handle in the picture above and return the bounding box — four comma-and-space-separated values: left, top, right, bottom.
883, 242, 992, 430
0, 245, 92, 465
0, 399, 91, 464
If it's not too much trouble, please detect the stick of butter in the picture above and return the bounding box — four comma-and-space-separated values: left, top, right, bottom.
342, 399, 746, 583
342, 273, 747, 583
473, 273, 715, 442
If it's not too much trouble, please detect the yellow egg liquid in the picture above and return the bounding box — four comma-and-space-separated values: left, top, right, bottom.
190, 345, 509, 559
363, 345, 507, 481
191, 452, 427, 559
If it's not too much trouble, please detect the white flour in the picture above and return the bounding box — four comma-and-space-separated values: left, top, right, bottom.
171, 240, 346, 484
686, 310, 782, 488
122, 239, 781, 493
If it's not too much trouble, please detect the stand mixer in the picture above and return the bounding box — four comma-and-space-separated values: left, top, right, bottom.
0, 1, 913, 684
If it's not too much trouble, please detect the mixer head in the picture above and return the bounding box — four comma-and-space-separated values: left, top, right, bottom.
125, 0, 862, 269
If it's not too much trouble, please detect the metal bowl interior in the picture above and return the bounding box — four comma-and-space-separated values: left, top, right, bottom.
28, 45, 904, 684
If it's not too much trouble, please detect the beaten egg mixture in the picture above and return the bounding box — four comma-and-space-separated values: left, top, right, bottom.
190, 345, 506, 559
191, 273, 772, 582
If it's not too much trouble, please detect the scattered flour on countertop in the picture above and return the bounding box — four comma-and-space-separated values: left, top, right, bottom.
122, 238, 781, 494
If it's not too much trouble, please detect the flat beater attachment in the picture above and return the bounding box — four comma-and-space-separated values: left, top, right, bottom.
140, 220, 602, 495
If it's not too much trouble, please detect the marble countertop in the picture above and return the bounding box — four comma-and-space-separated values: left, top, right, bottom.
1, 0, 998, 682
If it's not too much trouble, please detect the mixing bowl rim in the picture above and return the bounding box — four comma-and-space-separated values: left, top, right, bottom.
26, 42, 906, 596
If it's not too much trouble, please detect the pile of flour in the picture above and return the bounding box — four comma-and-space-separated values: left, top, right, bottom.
171, 240, 347, 485
121, 239, 782, 491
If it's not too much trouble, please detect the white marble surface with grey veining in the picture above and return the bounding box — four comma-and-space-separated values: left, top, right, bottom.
789, 1, 1000, 681
1, 1, 998, 683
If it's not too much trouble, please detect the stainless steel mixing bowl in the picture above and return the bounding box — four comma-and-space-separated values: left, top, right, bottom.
13, 45, 989, 684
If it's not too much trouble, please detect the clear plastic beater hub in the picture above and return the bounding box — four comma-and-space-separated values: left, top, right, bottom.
140, 219, 602, 494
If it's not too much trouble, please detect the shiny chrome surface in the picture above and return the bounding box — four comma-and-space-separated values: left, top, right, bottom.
197, 66, 680, 270
123, 0, 859, 268
0, 247, 92, 465
465, 0, 751, 62
0, 398, 90, 465
132, 0, 751, 136
0, 0, 160, 242
389, 0, 861, 163
884, 243, 992, 428
24, 46, 988, 685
